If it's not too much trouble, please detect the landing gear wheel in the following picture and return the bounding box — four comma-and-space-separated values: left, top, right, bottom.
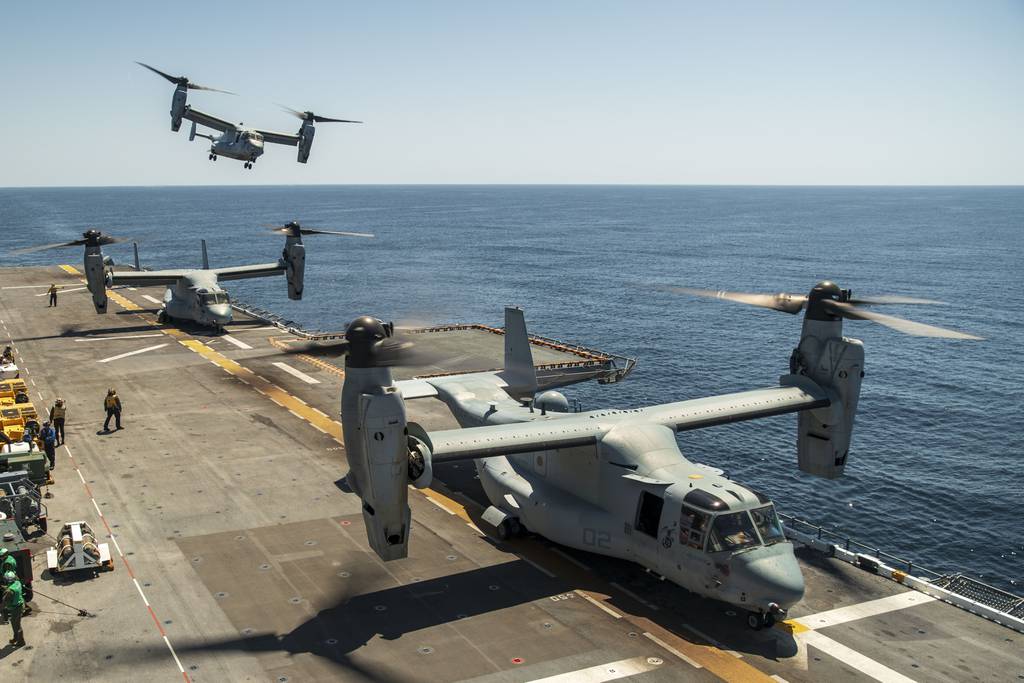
496, 518, 521, 541
746, 612, 763, 630
208, 154, 213, 160
157, 310, 169, 324
763, 613, 776, 628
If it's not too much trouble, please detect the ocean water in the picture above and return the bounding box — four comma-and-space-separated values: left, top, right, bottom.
1, 185, 1022, 591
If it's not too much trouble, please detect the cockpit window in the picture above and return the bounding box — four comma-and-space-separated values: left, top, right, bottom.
679, 505, 709, 549
708, 512, 760, 552
200, 292, 229, 305
750, 505, 785, 545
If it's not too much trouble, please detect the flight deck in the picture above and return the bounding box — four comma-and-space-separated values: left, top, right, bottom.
0, 265, 1021, 682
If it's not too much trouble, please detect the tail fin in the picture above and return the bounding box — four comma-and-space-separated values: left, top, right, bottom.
201, 239, 209, 269
133, 242, 141, 271
499, 306, 538, 399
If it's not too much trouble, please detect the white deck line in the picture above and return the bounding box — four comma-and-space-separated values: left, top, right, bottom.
36, 286, 87, 296
222, 334, 253, 350
97, 343, 168, 363
642, 632, 703, 668
141, 294, 163, 304
800, 630, 917, 683
271, 361, 320, 384
525, 656, 658, 682
795, 592, 936, 630
576, 591, 622, 619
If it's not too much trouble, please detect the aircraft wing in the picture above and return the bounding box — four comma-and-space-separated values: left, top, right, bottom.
427, 379, 830, 464
108, 270, 188, 287
644, 382, 831, 433
212, 262, 284, 281
254, 129, 299, 147
429, 420, 605, 463
183, 107, 235, 133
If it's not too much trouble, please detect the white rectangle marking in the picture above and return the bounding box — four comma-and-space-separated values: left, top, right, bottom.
141, 294, 163, 304
97, 343, 168, 363
642, 632, 703, 669
271, 361, 320, 384
801, 630, 917, 682
795, 591, 936, 631
222, 334, 253, 350
526, 656, 656, 683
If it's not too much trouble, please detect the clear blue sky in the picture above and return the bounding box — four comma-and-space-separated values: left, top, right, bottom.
1, 2, 1021, 186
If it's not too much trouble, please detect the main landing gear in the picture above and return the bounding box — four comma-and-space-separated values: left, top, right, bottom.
244, 158, 256, 170
208, 153, 218, 161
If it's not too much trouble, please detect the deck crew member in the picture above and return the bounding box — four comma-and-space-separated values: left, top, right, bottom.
0, 549, 15, 576
0, 346, 13, 365
49, 398, 66, 445
47, 283, 58, 307
40, 421, 57, 471
2, 571, 26, 648
103, 388, 122, 432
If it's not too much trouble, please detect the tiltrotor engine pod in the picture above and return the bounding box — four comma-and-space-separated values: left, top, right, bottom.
340, 317, 432, 561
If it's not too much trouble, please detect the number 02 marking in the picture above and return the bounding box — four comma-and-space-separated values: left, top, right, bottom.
582, 528, 611, 549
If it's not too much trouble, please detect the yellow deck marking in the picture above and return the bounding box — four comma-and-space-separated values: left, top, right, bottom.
60, 264, 81, 275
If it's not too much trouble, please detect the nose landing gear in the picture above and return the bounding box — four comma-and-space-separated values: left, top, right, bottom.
746, 610, 777, 630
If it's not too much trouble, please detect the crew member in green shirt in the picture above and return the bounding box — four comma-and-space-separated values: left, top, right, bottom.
2, 571, 25, 647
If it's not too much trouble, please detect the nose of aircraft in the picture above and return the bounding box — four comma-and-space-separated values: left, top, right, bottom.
732, 545, 805, 610
209, 303, 232, 325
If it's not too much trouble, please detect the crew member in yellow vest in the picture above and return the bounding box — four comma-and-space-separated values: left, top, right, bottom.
102, 388, 122, 432
49, 398, 67, 445
47, 283, 58, 307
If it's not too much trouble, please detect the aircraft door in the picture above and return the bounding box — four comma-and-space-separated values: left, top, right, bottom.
631, 490, 670, 572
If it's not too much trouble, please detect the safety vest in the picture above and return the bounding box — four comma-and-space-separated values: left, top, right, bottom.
1, 555, 15, 574
51, 403, 66, 419
2, 580, 24, 609
104, 395, 118, 410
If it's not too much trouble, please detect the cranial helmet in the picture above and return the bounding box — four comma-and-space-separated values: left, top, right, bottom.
2, 571, 15, 583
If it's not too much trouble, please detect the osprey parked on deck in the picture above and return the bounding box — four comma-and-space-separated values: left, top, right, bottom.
137, 62, 361, 169
317, 287, 978, 629
12, 223, 373, 329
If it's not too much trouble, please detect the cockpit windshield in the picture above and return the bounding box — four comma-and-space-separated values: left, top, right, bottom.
708, 512, 760, 552
200, 292, 230, 305
750, 505, 785, 545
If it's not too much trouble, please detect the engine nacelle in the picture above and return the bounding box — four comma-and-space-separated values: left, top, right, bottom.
297, 121, 315, 164
342, 367, 412, 561
83, 248, 108, 314
170, 86, 187, 132
790, 319, 864, 479
282, 237, 305, 300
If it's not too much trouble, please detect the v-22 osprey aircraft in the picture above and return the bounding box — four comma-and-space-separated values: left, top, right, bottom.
137, 62, 362, 169
329, 285, 979, 630
15, 223, 372, 329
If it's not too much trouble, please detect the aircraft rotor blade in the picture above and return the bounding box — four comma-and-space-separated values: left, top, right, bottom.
10, 239, 86, 256
279, 105, 362, 124
847, 295, 945, 306
299, 228, 374, 238
136, 61, 235, 94
659, 286, 807, 314
824, 300, 982, 339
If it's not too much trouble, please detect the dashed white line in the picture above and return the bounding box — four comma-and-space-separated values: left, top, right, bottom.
642, 632, 703, 669
221, 334, 253, 350
610, 581, 660, 611
97, 343, 169, 363
75, 333, 165, 342
427, 498, 456, 515
91, 499, 104, 517
141, 294, 163, 305
133, 578, 151, 606
551, 547, 592, 571
576, 591, 623, 619
517, 555, 556, 578
525, 656, 659, 682
271, 361, 320, 384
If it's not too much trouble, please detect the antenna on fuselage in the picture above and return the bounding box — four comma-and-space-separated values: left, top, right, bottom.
201, 239, 209, 269
132, 242, 141, 271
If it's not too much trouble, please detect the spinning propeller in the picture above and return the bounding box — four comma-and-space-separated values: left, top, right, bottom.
264, 221, 374, 239
661, 281, 982, 340
136, 62, 235, 94
11, 230, 131, 256
280, 317, 441, 368
280, 105, 362, 124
